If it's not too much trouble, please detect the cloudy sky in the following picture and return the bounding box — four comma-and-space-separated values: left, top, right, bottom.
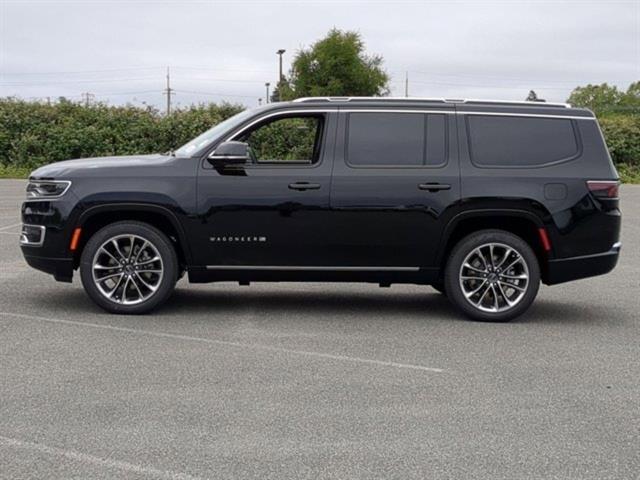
0, 0, 638, 109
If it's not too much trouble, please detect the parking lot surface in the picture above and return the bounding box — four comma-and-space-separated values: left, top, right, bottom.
0, 179, 638, 480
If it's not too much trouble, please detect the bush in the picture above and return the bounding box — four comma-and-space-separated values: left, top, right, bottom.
0, 98, 244, 170
1, 96, 639, 183
598, 115, 640, 167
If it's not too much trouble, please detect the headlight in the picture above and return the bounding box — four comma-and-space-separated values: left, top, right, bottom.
26, 180, 71, 199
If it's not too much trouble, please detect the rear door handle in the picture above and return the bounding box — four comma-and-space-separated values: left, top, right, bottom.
418, 183, 451, 192
288, 182, 321, 191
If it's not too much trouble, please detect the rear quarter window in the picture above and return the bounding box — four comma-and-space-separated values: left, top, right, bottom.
466, 115, 580, 167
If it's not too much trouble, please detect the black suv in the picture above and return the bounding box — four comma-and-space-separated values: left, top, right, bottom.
20, 97, 621, 321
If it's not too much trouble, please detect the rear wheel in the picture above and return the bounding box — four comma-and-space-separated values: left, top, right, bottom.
444, 230, 540, 322
80, 221, 178, 314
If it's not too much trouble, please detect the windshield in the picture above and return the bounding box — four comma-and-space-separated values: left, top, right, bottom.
174, 108, 256, 157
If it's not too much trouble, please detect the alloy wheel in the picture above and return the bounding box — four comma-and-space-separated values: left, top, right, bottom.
459, 242, 529, 313
91, 234, 164, 305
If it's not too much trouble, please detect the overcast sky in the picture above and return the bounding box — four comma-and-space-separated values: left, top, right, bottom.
0, 0, 638, 109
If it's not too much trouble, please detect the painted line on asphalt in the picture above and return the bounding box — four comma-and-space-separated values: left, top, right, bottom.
0, 311, 444, 373
0, 435, 204, 480
0, 222, 21, 231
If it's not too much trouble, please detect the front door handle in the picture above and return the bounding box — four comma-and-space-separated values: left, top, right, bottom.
418, 183, 451, 192
288, 182, 321, 191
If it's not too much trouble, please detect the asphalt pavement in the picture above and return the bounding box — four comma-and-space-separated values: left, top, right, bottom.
0, 179, 638, 480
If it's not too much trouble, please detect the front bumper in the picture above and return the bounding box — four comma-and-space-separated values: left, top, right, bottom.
22, 253, 74, 282
20, 194, 80, 282
546, 242, 621, 285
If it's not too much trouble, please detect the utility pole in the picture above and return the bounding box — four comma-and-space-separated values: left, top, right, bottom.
164, 67, 174, 115
276, 49, 286, 101
81, 92, 94, 107
265, 82, 270, 104
404, 71, 409, 97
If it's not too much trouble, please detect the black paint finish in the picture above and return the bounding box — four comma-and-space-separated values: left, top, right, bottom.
21, 98, 621, 287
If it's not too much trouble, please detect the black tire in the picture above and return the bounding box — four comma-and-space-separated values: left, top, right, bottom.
444, 229, 540, 322
80, 221, 178, 314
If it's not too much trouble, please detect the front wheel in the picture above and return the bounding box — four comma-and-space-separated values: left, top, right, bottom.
444, 230, 540, 322
80, 221, 178, 314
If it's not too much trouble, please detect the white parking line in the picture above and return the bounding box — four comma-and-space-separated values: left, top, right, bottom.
0, 222, 21, 231
0, 435, 204, 480
0, 311, 444, 373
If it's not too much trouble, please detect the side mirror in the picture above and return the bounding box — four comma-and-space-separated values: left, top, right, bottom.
207, 141, 250, 167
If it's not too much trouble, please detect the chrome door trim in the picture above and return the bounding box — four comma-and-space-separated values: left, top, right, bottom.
205, 265, 420, 272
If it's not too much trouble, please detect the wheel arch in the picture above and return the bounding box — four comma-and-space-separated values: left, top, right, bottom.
436, 208, 550, 282
74, 203, 192, 269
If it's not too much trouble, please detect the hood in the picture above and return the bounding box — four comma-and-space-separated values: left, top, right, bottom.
30, 154, 174, 179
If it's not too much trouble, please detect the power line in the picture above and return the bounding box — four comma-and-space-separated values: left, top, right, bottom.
176, 90, 257, 99
394, 79, 582, 91
0, 76, 160, 87
405, 70, 638, 85
1, 65, 273, 77
0, 66, 164, 77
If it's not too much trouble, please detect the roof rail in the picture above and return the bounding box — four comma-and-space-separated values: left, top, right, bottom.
291, 96, 570, 108
456, 98, 570, 108
292, 96, 447, 103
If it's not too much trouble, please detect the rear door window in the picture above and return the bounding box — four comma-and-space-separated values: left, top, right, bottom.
466, 115, 579, 167
347, 112, 447, 167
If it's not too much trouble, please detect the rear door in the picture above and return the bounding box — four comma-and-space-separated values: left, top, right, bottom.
329, 107, 460, 268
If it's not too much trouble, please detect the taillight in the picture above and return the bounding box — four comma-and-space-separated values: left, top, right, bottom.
587, 180, 619, 199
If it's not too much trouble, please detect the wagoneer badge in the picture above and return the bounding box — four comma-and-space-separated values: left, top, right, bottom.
209, 236, 267, 243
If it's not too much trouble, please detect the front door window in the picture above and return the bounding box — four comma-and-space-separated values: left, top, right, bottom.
236, 115, 324, 165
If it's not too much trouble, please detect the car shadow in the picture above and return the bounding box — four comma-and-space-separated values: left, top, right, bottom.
161, 286, 457, 320
26, 284, 622, 326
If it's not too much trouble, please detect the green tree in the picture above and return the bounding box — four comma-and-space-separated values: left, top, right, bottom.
620, 81, 640, 113
285, 28, 389, 99
567, 83, 623, 113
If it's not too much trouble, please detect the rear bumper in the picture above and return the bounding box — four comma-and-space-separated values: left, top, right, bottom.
22, 252, 74, 283
546, 242, 621, 285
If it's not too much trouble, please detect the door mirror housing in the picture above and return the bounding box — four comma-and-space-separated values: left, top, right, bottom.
207, 141, 250, 167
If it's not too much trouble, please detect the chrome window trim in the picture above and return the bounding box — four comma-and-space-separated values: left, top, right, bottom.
224, 109, 335, 142
222, 108, 593, 136
26, 180, 72, 200
20, 224, 46, 247
220, 109, 334, 168
341, 109, 455, 115
458, 111, 594, 121
339, 109, 593, 120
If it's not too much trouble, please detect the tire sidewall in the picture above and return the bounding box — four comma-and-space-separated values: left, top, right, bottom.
80, 222, 178, 314
444, 230, 540, 322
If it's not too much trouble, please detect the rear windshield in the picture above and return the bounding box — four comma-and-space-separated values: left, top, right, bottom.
467, 115, 579, 167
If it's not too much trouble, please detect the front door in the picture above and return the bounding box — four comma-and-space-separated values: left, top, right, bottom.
329, 109, 460, 269
194, 110, 337, 268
